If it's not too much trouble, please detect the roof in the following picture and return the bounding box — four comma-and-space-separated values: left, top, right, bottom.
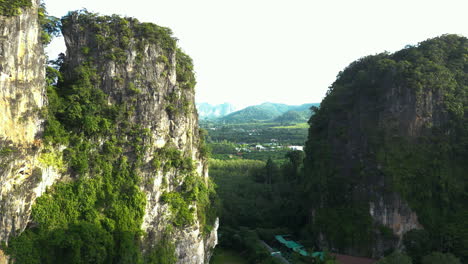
274, 236, 377, 264
274, 235, 310, 257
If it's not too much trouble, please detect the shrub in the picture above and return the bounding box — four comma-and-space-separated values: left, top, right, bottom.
145, 235, 177, 264
376, 251, 412, 264
161, 192, 195, 227
422, 252, 461, 264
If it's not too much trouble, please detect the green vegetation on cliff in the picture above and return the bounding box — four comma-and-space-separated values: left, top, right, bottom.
38, 3, 60, 44
8, 40, 148, 264
0, 0, 61, 44
0, 0, 31, 16
5, 10, 213, 264
176, 48, 196, 90
304, 34, 468, 261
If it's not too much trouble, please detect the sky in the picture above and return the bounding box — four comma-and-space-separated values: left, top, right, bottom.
44, 0, 468, 109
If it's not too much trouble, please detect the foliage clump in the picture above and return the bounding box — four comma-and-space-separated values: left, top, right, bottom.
38, 3, 60, 44
0, 1, 60, 44
161, 191, 195, 227
376, 251, 413, 264
155, 145, 218, 235
421, 252, 461, 264
164, 91, 191, 117
152, 145, 193, 173
144, 234, 177, 264
0, 0, 31, 17
61, 10, 177, 64
176, 48, 196, 90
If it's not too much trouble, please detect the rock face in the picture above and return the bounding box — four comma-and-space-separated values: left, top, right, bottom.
0, 0, 53, 245
304, 35, 467, 258
0, 1, 43, 145
0, 6, 217, 264
62, 11, 217, 264
0, 1, 64, 262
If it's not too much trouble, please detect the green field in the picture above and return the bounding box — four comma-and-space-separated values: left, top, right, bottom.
271, 122, 309, 129
201, 121, 308, 146
210, 248, 248, 264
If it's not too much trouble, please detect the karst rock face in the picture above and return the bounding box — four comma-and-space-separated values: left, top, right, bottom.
0, 1, 60, 262
61, 12, 217, 264
0, 3, 217, 263
304, 35, 467, 258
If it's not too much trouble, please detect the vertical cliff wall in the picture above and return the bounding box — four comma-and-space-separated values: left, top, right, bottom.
304, 35, 467, 259
0, 0, 58, 250
61, 11, 218, 263
0, 1, 66, 263
60, 12, 218, 262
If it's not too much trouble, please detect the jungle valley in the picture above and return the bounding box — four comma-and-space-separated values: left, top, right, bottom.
0, 1, 467, 264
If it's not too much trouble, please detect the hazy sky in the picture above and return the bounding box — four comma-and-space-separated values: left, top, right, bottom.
44, 0, 468, 108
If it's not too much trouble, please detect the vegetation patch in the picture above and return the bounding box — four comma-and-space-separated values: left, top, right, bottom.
38, 148, 65, 172
210, 248, 248, 264
161, 191, 195, 227
152, 144, 193, 174
176, 48, 196, 90
0, 0, 31, 17
164, 92, 191, 117
38, 3, 60, 45
156, 147, 218, 235
8, 62, 148, 263
0, 146, 15, 157
145, 234, 177, 264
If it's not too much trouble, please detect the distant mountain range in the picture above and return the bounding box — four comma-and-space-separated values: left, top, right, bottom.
196, 103, 237, 119
198, 102, 320, 123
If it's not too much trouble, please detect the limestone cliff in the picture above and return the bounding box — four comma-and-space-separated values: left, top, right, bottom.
304, 35, 467, 259
0, 6, 217, 264
60, 11, 217, 263
0, 0, 59, 252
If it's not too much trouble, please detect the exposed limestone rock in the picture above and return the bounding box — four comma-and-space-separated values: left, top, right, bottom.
0, 0, 44, 145
369, 196, 420, 239
0, 0, 61, 249
0, 249, 7, 264
60, 12, 217, 263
